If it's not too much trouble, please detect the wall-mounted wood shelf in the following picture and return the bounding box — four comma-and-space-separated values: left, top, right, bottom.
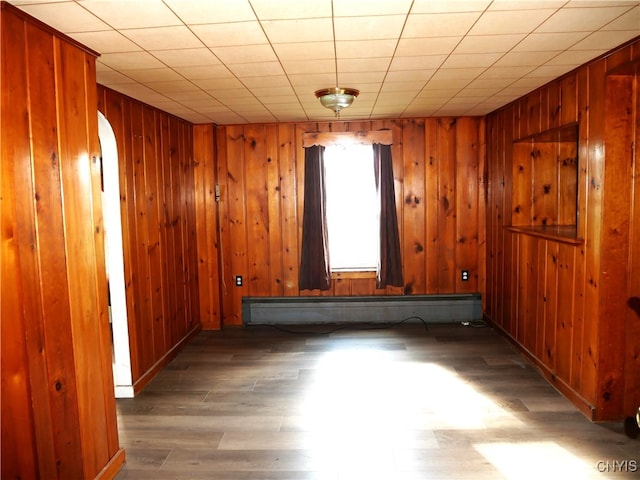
505, 225, 583, 245
513, 122, 579, 143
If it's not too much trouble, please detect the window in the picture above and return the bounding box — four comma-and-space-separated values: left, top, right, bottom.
323, 144, 378, 272
299, 130, 403, 291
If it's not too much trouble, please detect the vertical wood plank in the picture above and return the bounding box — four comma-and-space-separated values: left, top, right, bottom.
556, 243, 576, 382
437, 118, 457, 292
402, 119, 426, 294
532, 142, 558, 225
455, 117, 479, 293
226, 125, 248, 324
424, 118, 439, 293
244, 124, 271, 296
278, 123, 300, 297
544, 242, 559, 369
193, 124, 221, 329
266, 124, 284, 297
560, 73, 578, 125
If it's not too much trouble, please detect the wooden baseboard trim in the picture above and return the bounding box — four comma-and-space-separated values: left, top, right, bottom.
94, 448, 126, 480
132, 324, 202, 395
485, 316, 596, 421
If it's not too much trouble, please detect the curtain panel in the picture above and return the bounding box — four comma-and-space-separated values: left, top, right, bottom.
298, 145, 331, 291
374, 143, 404, 288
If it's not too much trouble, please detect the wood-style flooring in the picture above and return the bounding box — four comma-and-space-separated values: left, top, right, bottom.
114, 322, 639, 479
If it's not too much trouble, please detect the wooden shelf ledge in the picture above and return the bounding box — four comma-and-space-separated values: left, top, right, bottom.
505, 225, 584, 245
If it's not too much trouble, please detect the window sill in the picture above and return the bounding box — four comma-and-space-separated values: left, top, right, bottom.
331, 270, 376, 280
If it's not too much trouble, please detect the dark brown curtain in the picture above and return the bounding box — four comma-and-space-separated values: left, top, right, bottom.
374, 143, 403, 288
299, 145, 331, 291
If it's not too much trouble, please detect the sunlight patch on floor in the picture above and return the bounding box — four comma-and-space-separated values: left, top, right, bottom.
474, 441, 594, 479
299, 347, 523, 472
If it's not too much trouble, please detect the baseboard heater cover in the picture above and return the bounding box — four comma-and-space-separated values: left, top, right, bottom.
242, 294, 482, 325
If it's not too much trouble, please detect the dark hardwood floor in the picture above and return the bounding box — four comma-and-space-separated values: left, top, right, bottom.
114, 322, 639, 479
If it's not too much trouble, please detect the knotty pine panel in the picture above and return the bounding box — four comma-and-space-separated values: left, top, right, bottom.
202, 118, 486, 326
1, 4, 124, 479
97, 85, 200, 390
485, 37, 640, 421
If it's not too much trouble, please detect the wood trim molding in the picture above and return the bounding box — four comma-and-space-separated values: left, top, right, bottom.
302, 129, 393, 147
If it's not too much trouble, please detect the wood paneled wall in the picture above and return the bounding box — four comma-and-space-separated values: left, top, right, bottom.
97, 85, 201, 390
194, 118, 486, 327
485, 37, 640, 421
1, 4, 124, 479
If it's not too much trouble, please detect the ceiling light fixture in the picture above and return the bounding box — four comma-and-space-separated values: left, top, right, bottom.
315, 87, 359, 118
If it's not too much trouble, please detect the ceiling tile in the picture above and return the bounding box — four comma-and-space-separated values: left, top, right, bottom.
280, 59, 335, 76
262, 18, 334, 43
122, 68, 185, 83
469, 9, 558, 35
544, 49, 603, 66
288, 73, 336, 88
17, 2, 109, 32
162, 0, 256, 23
174, 64, 232, 80
571, 30, 640, 51
536, 6, 634, 33
210, 44, 277, 64
272, 42, 334, 61
241, 75, 292, 88
144, 80, 200, 93
333, 0, 413, 16
99, 52, 167, 70
380, 81, 425, 92
479, 65, 536, 79
195, 78, 244, 90
229, 62, 285, 78
96, 69, 138, 85
150, 48, 221, 67
110, 83, 171, 102
466, 77, 517, 89
395, 37, 462, 56
249, 86, 297, 97
493, 50, 563, 67
431, 67, 487, 80
388, 55, 447, 71
454, 34, 526, 54
337, 57, 391, 73
385, 70, 435, 82
403, 12, 482, 37
250, 0, 332, 19
441, 53, 502, 68
512, 32, 591, 52
602, 6, 640, 30
526, 64, 579, 78
70, 30, 142, 53
336, 40, 398, 58
425, 76, 472, 89
488, 1, 565, 10
121, 26, 203, 50
191, 22, 268, 47
411, 0, 490, 14
79, 0, 181, 29
340, 71, 387, 84
334, 15, 406, 41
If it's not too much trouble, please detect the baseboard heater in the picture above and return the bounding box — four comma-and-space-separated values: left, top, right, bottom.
242, 293, 482, 325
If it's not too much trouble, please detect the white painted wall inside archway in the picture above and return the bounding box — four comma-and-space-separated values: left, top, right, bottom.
98, 111, 133, 398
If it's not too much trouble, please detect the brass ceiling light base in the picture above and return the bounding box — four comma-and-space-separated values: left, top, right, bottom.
315, 87, 359, 118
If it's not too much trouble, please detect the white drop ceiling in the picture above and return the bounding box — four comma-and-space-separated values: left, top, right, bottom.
10, 0, 640, 125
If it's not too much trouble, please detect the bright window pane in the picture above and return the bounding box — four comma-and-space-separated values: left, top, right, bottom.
324, 144, 378, 271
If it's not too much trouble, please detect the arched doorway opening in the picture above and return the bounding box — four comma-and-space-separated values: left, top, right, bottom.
98, 111, 133, 398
